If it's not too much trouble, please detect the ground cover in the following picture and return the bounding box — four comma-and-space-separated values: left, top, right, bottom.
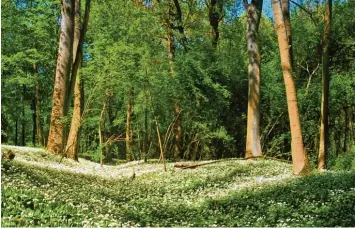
1, 145, 355, 226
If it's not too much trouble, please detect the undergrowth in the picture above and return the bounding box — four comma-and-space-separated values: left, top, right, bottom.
1, 149, 355, 227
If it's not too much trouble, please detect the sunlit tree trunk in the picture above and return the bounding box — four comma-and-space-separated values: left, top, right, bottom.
47, 0, 74, 155
208, 0, 223, 48
66, 0, 91, 160
318, 0, 332, 170
34, 63, 44, 147
66, 71, 83, 160
126, 89, 133, 161
272, 0, 310, 175
281, 0, 293, 65
244, 0, 263, 158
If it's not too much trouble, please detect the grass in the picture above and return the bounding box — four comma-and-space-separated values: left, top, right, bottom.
1, 145, 355, 226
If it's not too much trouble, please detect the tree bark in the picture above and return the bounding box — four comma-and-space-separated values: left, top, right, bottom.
65, 0, 91, 160
143, 101, 149, 162
208, 0, 223, 48
272, 0, 310, 175
47, 0, 74, 155
126, 89, 133, 161
65, 70, 83, 160
34, 64, 44, 147
318, 0, 332, 170
166, 2, 183, 160
244, 0, 263, 158
32, 99, 36, 147
343, 107, 348, 152
22, 86, 26, 146
281, 0, 293, 65
15, 118, 18, 146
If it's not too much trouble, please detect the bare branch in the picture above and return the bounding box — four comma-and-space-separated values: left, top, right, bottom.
290, 0, 318, 25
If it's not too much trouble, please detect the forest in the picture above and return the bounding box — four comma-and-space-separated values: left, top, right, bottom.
1, 0, 355, 226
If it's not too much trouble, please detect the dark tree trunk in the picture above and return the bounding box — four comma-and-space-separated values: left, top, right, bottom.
143, 102, 149, 162
22, 86, 26, 146
126, 89, 133, 161
208, 0, 223, 48
32, 99, 36, 147
15, 119, 18, 146
172, 0, 188, 49
47, 0, 75, 155
343, 107, 348, 152
318, 0, 332, 170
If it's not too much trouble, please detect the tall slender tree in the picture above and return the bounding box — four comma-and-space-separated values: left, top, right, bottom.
34, 63, 44, 147
271, 0, 310, 175
126, 89, 133, 161
318, 0, 332, 170
47, 0, 75, 155
66, 0, 91, 160
244, 0, 263, 158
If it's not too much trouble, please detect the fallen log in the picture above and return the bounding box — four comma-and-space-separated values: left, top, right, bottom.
174, 160, 219, 169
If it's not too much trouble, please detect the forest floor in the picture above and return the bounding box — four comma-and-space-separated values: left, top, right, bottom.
1, 145, 355, 227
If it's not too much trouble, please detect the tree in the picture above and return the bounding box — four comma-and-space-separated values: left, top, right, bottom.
126, 89, 133, 161
243, 0, 263, 158
65, 0, 91, 160
281, 0, 293, 64
207, 0, 224, 48
47, 0, 75, 155
34, 63, 45, 147
271, 0, 310, 175
318, 0, 332, 170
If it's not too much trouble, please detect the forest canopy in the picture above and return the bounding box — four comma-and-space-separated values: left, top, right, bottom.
1, 0, 355, 171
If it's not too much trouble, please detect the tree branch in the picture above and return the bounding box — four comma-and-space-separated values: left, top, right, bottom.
290, 0, 318, 25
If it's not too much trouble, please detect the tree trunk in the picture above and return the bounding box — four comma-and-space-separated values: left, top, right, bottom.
65, 0, 91, 160
281, 0, 293, 65
166, 2, 183, 160
47, 0, 74, 155
66, 71, 83, 160
15, 118, 18, 146
174, 103, 182, 159
22, 86, 26, 146
208, 0, 223, 48
318, 0, 332, 170
172, 0, 188, 49
244, 0, 263, 158
143, 102, 149, 162
343, 107, 348, 152
99, 96, 107, 167
32, 99, 36, 147
34, 64, 44, 147
126, 89, 133, 161
272, 0, 310, 175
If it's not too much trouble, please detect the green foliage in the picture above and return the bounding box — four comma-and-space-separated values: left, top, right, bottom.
1, 0, 355, 165
331, 151, 355, 171
2, 154, 355, 227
